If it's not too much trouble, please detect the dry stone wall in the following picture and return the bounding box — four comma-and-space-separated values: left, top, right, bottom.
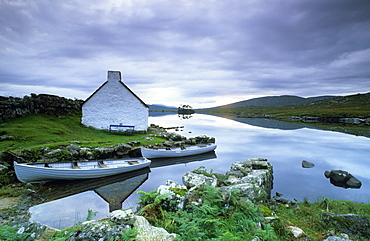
0, 94, 83, 121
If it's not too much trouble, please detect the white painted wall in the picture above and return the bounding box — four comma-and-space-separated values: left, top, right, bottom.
82, 71, 148, 131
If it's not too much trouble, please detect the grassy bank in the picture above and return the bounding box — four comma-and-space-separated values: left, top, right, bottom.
0, 114, 166, 152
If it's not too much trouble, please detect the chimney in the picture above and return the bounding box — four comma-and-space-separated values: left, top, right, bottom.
107, 71, 121, 82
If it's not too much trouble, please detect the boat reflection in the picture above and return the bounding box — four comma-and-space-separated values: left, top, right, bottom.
34, 151, 217, 213
149, 151, 217, 168
39, 167, 150, 212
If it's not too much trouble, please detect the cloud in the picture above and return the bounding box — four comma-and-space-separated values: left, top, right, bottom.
1, 0, 369, 108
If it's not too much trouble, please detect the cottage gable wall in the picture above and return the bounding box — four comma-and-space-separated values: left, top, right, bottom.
81, 71, 148, 131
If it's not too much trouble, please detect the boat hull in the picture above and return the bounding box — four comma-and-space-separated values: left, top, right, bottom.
141, 143, 217, 159
14, 158, 151, 183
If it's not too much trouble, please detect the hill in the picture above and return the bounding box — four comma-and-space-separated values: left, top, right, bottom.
148, 104, 177, 111
198, 95, 337, 110
199, 92, 370, 119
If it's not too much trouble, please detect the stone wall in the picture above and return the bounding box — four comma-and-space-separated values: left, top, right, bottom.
0, 94, 83, 121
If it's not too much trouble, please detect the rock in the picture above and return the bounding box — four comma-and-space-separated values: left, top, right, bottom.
127, 141, 141, 145
287, 225, 305, 238
275, 192, 283, 197
134, 215, 176, 241
323, 236, 351, 241
157, 180, 188, 211
302, 160, 315, 168
0, 164, 8, 172
182, 171, 218, 189
324, 170, 362, 188
220, 183, 257, 200
44, 149, 64, 159
113, 143, 132, 155
322, 212, 370, 238
68, 219, 131, 241
110, 209, 135, 225
0, 135, 16, 141
346, 176, 362, 188
224, 176, 242, 185
241, 169, 271, 186
16, 221, 59, 241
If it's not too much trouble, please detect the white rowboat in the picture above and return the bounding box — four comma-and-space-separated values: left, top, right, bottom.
14, 158, 151, 183
141, 143, 217, 159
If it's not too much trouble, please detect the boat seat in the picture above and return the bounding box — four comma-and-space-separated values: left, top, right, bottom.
128, 161, 139, 165
44, 163, 52, 168
72, 162, 81, 169
181, 146, 187, 150
98, 161, 108, 168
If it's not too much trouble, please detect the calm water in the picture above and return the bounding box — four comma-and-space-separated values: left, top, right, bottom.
30, 113, 370, 229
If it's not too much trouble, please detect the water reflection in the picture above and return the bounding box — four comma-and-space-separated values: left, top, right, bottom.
30, 113, 370, 229
29, 151, 216, 229
30, 168, 150, 229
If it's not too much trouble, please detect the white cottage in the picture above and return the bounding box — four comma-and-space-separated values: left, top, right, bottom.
82, 71, 149, 131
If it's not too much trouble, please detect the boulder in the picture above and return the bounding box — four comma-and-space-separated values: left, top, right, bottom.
324, 170, 362, 189
221, 158, 273, 201
302, 160, 315, 168
157, 180, 188, 211
134, 216, 177, 241
16, 222, 59, 241
182, 171, 218, 190
110, 209, 135, 225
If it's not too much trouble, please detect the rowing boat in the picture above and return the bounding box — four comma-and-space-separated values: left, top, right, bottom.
14, 158, 151, 183
141, 143, 217, 159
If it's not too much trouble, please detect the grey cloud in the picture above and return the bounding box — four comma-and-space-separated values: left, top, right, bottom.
0, 0, 369, 107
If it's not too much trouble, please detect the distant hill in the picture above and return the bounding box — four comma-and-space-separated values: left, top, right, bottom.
148, 104, 177, 111
293, 92, 370, 109
198, 95, 337, 110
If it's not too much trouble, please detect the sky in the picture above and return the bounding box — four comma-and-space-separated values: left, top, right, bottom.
1, 0, 370, 108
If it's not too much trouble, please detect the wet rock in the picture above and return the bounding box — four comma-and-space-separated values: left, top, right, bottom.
302, 160, 315, 168
324, 170, 362, 189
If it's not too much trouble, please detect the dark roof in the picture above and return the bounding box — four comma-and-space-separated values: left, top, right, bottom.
83, 80, 149, 108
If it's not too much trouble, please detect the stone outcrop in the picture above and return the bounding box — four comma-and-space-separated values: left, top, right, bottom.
324, 170, 362, 189
142, 158, 273, 213
0, 94, 83, 121
222, 158, 273, 201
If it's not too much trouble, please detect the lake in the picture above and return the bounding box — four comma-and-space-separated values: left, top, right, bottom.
29, 113, 370, 229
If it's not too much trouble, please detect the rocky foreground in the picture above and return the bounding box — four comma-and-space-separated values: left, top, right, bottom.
3, 158, 369, 240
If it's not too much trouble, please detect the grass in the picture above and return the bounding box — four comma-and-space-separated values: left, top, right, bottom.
0, 114, 167, 152
272, 198, 370, 240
